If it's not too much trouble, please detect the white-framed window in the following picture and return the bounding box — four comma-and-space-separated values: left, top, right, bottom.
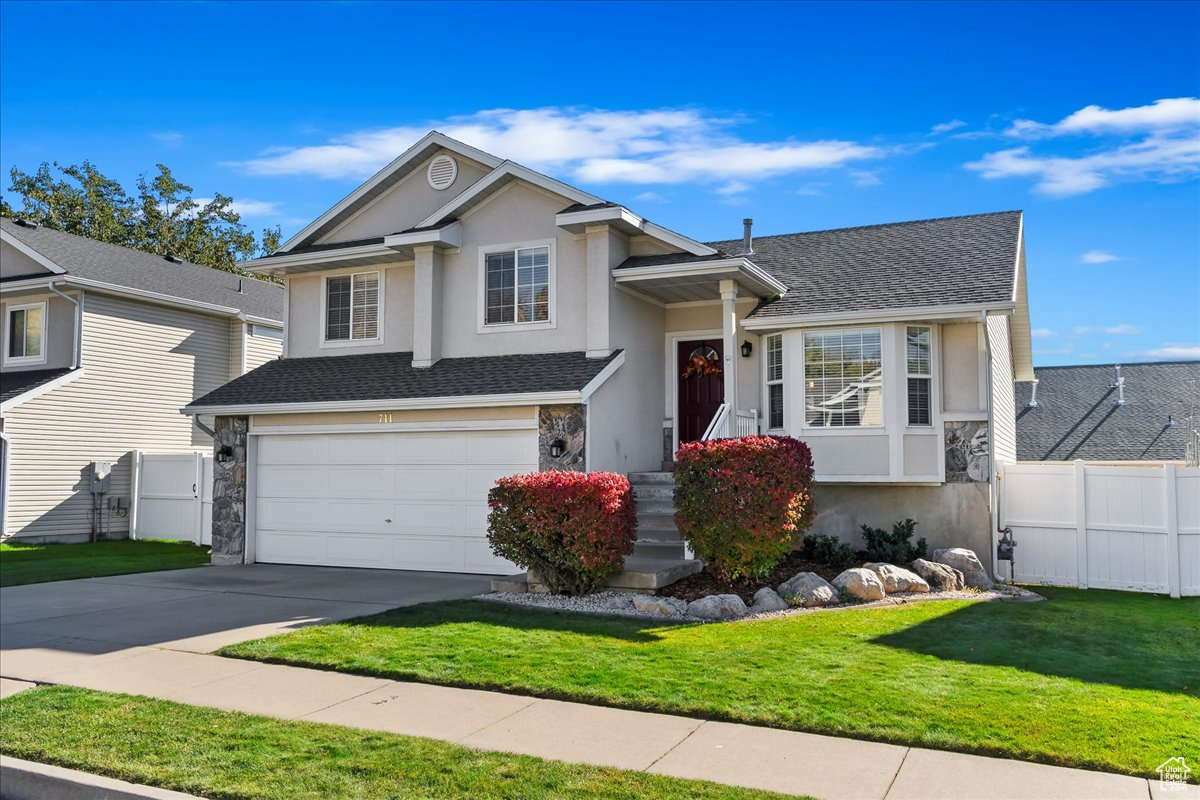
906, 326, 933, 426
803, 328, 883, 427
765, 333, 784, 430
324, 271, 379, 342
4, 301, 47, 365
250, 324, 282, 340
480, 241, 554, 329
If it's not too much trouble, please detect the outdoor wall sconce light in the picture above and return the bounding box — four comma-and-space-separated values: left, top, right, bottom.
549, 438, 567, 459
740, 340, 753, 358
216, 445, 235, 465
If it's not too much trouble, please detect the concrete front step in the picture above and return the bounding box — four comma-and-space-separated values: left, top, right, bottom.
633, 540, 687, 559
634, 498, 675, 515
632, 485, 675, 500
628, 471, 675, 484
491, 556, 701, 593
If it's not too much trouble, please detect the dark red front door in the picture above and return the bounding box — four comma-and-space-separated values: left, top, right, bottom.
677, 339, 725, 444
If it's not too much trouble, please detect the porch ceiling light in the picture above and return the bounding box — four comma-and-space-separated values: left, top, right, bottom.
740, 340, 753, 358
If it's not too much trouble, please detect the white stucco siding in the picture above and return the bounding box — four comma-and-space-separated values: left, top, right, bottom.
0, 290, 78, 373
2, 293, 236, 538
941, 322, 984, 413
1, 240, 53, 279
317, 150, 493, 246
286, 263, 414, 359
988, 313, 1017, 464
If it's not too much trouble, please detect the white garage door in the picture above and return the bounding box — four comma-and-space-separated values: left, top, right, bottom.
254, 428, 536, 574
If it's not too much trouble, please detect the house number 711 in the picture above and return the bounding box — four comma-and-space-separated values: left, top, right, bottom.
378, 413, 393, 423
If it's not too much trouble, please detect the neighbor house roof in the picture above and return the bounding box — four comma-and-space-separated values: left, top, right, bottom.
619, 211, 1023, 320
185, 350, 624, 412
1014, 361, 1200, 462
1, 218, 284, 322
0, 367, 73, 405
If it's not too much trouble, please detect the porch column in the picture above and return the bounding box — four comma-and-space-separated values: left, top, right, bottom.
720, 278, 738, 413
412, 245, 442, 368
585, 225, 612, 358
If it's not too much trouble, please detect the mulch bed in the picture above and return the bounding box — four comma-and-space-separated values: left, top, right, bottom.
657, 551, 867, 604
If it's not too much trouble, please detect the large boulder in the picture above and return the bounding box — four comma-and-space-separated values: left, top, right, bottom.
864, 563, 930, 593
748, 587, 788, 614
832, 568, 886, 601
778, 571, 839, 607
686, 593, 749, 621
932, 548, 993, 590
632, 595, 686, 617
910, 558, 965, 591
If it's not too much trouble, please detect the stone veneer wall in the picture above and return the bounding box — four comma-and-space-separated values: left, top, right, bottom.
945, 420, 989, 483
211, 415, 248, 565
538, 405, 586, 471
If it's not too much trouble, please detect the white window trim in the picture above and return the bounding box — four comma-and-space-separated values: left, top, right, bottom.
906, 325, 934, 427
320, 269, 384, 349
763, 333, 785, 432
250, 323, 283, 340
476, 238, 557, 334
798, 326, 886, 431
3, 301, 48, 366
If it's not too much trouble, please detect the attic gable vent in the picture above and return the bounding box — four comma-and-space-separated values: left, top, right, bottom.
427, 155, 458, 190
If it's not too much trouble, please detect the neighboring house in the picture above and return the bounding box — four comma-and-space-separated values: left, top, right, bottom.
0, 219, 284, 539
185, 131, 1033, 575
1015, 361, 1200, 463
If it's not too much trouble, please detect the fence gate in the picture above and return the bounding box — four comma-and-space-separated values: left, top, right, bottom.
1000, 460, 1199, 598
131, 451, 213, 546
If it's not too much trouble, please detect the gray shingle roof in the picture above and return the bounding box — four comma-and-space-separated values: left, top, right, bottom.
1, 367, 73, 404
1014, 361, 1200, 461
2, 219, 284, 322
617, 211, 1022, 318
187, 350, 622, 409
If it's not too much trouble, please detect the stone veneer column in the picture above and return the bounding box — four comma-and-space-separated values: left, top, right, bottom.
211, 415, 249, 565
538, 405, 586, 471
945, 420, 990, 482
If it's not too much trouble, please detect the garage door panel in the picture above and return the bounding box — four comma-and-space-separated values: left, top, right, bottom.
256, 530, 327, 564
465, 465, 536, 495
393, 465, 466, 500
394, 433, 467, 464
258, 466, 329, 497
328, 433, 394, 464
467, 431, 538, 464
392, 536, 465, 572
393, 501, 466, 531
326, 467, 391, 498
465, 539, 517, 572
258, 435, 326, 465
258, 498, 328, 530
327, 500, 393, 531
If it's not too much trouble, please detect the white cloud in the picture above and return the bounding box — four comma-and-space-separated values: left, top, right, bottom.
1080, 249, 1119, 264
1072, 324, 1142, 336
1137, 344, 1200, 359
930, 119, 967, 134
633, 191, 666, 203
850, 170, 881, 187
231, 107, 885, 188
151, 131, 184, 145
967, 98, 1200, 196
714, 181, 750, 196
1031, 328, 1058, 338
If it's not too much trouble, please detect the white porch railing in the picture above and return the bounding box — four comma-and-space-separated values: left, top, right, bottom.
701, 405, 760, 441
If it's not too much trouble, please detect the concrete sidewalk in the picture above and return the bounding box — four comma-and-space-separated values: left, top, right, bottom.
1, 650, 1178, 800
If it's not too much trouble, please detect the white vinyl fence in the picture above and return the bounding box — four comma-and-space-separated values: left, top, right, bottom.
999, 460, 1199, 597
130, 451, 213, 546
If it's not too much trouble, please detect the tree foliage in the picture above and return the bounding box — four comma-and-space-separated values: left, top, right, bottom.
3, 161, 281, 274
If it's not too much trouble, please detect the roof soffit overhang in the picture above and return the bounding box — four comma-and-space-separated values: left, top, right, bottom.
613, 257, 788, 303
556, 206, 717, 257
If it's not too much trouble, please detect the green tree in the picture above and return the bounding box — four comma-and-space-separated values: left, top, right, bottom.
5, 161, 279, 275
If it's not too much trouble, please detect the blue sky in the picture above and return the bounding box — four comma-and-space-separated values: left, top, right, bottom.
1, 0, 1197, 365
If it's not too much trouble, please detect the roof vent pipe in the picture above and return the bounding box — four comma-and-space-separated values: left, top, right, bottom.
1114, 365, 1126, 405
1027, 378, 1039, 408
741, 218, 754, 256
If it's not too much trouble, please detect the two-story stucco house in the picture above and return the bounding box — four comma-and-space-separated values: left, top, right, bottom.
185, 131, 1033, 579
0, 219, 284, 539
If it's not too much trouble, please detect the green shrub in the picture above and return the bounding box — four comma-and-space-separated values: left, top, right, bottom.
674, 435, 816, 581
859, 518, 927, 563
799, 533, 857, 569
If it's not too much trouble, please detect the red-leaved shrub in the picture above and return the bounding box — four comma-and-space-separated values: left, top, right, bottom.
674, 435, 816, 581
487, 471, 637, 595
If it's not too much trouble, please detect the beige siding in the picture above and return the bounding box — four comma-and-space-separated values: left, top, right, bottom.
3, 293, 237, 538
244, 325, 282, 371
988, 313, 1017, 464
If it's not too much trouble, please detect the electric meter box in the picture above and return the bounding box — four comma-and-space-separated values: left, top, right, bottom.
90, 461, 112, 494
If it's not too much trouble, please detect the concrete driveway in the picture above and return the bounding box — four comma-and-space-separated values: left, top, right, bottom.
0, 564, 492, 682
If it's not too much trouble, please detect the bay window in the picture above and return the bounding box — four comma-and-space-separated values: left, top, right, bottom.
803, 328, 883, 427
765, 333, 784, 429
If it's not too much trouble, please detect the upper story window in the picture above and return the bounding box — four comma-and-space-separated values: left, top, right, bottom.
325, 271, 379, 342
803, 328, 883, 427
907, 326, 933, 426
483, 244, 552, 327
250, 324, 282, 340
5, 301, 46, 365
765, 334, 784, 429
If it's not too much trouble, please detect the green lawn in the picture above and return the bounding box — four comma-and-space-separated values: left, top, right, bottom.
0, 539, 209, 587
222, 588, 1200, 781
0, 686, 795, 800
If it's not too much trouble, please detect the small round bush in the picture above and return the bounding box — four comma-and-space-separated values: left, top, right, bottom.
674, 435, 816, 581
487, 470, 637, 595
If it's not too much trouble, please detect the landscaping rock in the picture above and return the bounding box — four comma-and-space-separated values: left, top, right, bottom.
910, 558, 965, 591
632, 595, 686, 617
601, 594, 635, 610
777, 571, 839, 607
748, 587, 788, 614
864, 563, 930, 593
832, 568, 886, 601
932, 548, 993, 590
686, 593, 749, 620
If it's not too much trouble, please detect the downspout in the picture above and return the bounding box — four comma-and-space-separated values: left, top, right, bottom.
47, 282, 81, 369
193, 415, 217, 440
